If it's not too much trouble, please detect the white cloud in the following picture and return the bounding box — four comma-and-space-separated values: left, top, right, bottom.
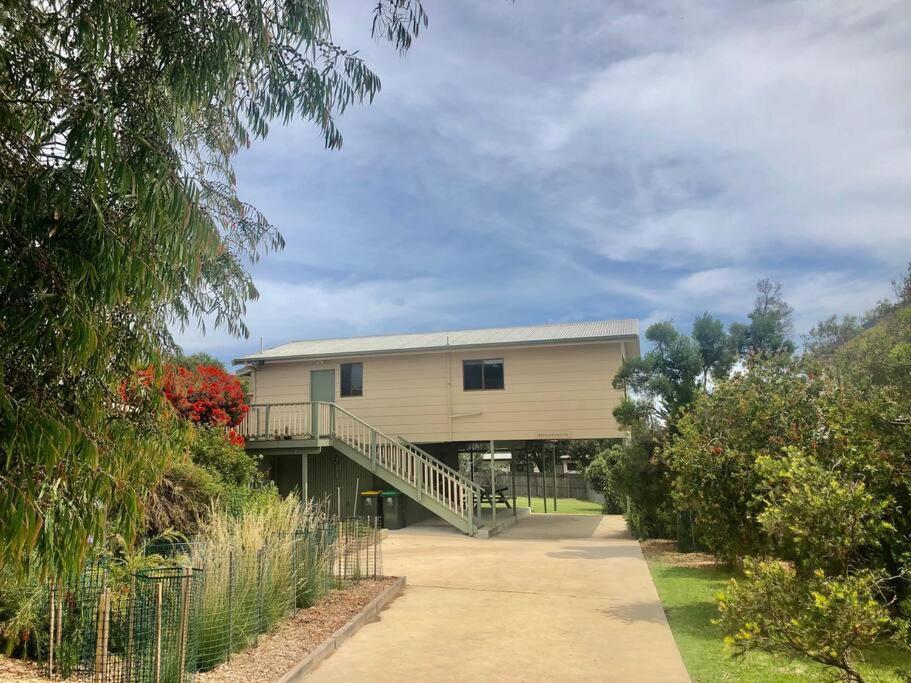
523, 0, 911, 265
180, 0, 911, 361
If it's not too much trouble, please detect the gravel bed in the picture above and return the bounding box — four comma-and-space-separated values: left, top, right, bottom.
196, 578, 396, 683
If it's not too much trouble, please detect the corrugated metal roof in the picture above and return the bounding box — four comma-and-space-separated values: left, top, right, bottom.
233, 319, 639, 363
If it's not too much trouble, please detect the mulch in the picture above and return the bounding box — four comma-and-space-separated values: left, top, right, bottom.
640, 539, 720, 568
0, 655, 45, 682
196, 577, 396, 683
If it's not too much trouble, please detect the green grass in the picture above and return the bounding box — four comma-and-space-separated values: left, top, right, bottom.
503, 496, 603, 515
647, 558, 911, 682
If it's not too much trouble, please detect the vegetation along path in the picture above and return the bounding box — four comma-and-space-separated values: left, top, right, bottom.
308, 515, 689, 682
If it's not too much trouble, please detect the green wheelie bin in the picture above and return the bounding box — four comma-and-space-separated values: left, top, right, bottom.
380, 490, 406, 529
359, 490, 383, 526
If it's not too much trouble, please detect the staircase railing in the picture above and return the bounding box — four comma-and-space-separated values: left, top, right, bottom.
329, 403, 482, 531
238, 402, 483, 534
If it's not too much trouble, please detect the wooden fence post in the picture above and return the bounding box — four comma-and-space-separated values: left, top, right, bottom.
93, 588, 110, 683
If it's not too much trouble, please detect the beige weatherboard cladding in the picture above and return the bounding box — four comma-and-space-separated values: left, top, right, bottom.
235, 320, 639, 444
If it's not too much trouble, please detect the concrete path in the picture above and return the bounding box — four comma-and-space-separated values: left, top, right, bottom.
309, 514, 689, 682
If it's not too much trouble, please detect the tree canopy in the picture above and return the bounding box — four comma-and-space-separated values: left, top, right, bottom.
802, 314, 862, 358
174, 352, 227, 372
691, 312, 737, 387
612, 321, 703, 423
730, 278, 795, 355
0, 0, 426, 577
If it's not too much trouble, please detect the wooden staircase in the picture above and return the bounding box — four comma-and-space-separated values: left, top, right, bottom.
239, 402, 483, 535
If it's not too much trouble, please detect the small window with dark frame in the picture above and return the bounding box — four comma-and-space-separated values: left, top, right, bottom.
340, 362, 363, 397
463, 359, 504, 391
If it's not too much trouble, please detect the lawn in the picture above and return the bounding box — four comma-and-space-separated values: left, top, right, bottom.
646, 550, 911, 682
501, 496, 603, 515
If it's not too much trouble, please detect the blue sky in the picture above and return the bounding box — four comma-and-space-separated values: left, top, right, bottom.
176, 0, 911, 364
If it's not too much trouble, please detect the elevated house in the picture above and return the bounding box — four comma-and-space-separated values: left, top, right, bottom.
233, 320, 639, 535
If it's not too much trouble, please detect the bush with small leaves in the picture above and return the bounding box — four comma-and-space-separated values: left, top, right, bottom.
663, 355, 823, 564
587, 442, 675, 537
756, 448, 893, 576
584, 447, 624, 514
189, 426, 260, 489
717, 560, 906, 683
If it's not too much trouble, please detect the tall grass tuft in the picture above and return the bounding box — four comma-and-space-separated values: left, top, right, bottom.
189, 493, 334, 671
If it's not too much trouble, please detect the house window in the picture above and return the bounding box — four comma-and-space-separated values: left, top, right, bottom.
463, 359, 504, 391
340, 362, 363, 397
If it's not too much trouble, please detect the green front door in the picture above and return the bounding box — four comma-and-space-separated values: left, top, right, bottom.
310, 369, 335, 436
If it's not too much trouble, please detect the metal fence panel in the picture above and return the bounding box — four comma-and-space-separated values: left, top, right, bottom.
43, 518, 383, 681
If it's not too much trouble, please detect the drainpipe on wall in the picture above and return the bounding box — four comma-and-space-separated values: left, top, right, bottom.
447, 335, 453, 441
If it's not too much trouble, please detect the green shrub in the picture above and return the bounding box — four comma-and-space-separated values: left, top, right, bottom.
756, 449, 893, 575
717, 560, 906, 682
588, 441, 675, 538
663, 356, 827, 564
0, 564, 45, 659
189, 426, 260, 488
584, 447, 623, 514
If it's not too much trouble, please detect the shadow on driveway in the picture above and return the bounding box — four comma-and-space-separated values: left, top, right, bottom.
546, 544, 644, 560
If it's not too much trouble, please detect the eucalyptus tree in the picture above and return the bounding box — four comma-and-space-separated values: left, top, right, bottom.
0, 0, 426, 577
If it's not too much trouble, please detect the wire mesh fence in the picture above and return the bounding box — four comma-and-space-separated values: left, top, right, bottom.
42, 565, 199, 682
331, 517, 383, 583
39, 517, 382, 681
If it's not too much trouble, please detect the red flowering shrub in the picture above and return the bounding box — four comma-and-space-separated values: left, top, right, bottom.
139, 364, 249, 428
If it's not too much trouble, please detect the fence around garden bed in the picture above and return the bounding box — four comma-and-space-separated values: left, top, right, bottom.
39, 517, 382, 681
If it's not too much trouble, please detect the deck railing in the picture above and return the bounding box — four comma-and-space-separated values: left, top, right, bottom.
238, 402, 482, 533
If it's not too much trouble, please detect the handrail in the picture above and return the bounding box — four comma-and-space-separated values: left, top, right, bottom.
246, 401, 310, 407
396, 435, 482, 496
327, 405, 480, 494
328, 403, 481, 522
241, 402, 481, 531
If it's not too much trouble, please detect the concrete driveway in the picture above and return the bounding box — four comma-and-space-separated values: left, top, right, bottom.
309, 514, 689, 682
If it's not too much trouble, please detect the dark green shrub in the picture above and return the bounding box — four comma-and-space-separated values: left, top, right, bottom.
584, 448, 623, 514
588, 442, 675, 538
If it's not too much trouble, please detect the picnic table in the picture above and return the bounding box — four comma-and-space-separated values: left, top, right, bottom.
478, 485, 511, 509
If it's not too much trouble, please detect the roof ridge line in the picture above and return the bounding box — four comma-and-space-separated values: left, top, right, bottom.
268, 318, 637, 348
232, 319, 639, 364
